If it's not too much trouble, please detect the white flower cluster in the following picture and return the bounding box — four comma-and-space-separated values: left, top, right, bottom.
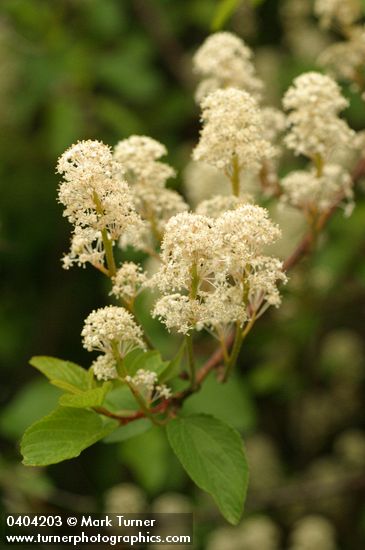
314, 0, 362, 29
190, 33, 290, 203
193, 31, 263, 102
114, 135, 175, 188
91, 354, 117, 381
114, 135, 188, 246
125, 369, 172, 404
192, 33, 287, 198
57, 140, 143, 269
149, 206, 286, 335
283, 72, 354, 161
82, 305, 145, 358
281, 164, 353, 214
319, 26, 365, 89
193, 88, 274, 174
110, 262, 146, 304
62, 226, 104, 270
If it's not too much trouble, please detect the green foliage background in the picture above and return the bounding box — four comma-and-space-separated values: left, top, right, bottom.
1, 1, 365, 548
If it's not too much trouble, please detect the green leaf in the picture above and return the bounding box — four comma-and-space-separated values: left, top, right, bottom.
120, 425, 184, 494
59, 383, 112, 408
212, 0, 241, 31
49, 380, 86, 393
103, 418, 152, 443
30, 356, 89, 393
166, 414, 248, 524
183, 372, 256, 432
0, 380, 62, 440
21, 407, 118, 466
103, 385, 139, 414
124, 349, 145, 371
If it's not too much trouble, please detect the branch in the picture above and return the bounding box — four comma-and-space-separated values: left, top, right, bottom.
283, 156, 365, 271
95, 156, 365, 426
94, 400, 169, 426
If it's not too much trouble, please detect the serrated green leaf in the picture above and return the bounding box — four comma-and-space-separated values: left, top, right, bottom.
212, 0, 241, 31
59, 383, 112, 408
29, 356, 89, 393
166, 414, 248, 524
21, 407, 118, 466
103, 418, 152, 443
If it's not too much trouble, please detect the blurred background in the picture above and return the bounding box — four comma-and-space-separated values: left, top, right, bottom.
0, 1, 365, 548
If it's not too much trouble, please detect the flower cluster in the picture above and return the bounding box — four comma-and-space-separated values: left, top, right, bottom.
314, 0, 362, 29
114, 135, 188, 247
193, 88, 274, 175
110, 262, 146, 304
281, 164, 353, 215
62, 226, 104, 270
57, 140, 144, 269
125, 369, 172, 404
82, 305, 145, 357
54, 29, 359, 430
113, 135, 175, 188
149, 206, 286, 336
283, 72, 354, 162
92, 354, 118, 381
193, 31, 263, 102
319, 28, 365, 87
